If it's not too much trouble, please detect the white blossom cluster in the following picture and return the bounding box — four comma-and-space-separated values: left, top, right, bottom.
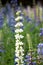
15, 10, 24, 65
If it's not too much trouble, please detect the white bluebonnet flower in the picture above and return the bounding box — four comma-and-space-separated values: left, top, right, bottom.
15, 9, 24, 65
37, 43, 43, 55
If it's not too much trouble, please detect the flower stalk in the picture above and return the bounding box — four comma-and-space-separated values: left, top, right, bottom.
15, 10, 24, 65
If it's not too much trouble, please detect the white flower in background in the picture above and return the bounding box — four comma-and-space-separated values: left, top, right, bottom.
15, 29, 23, 33
15, 22, 23, 27
16, 10, 21, 15
15, 16, 23, 21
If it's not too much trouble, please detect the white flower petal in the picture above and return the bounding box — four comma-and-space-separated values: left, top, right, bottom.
19, 42, 23, 45
15, 34, 24, 39
15, 50, 19, 54
15, 53, 19, 57
15, 58, 19, 62
16, 42, 19, 46
15, 29, 23, 33
16, 10, 21, 15
15, 22, 23, 27
15, 34, 20, 39
20, 35, 24, 38
15, 16, 23, 21
16, 39, 19, 43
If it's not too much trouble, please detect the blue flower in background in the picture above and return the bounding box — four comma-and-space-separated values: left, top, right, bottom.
37, 43, 43, 48
40, 28, 43, 33
1, 7, 6, 15
33, 62, 36, 65
29, 62, 36, 65
25, 55, 31, 59
25, 55, 31, 63
6, 6, 15, 33
40, 28, 43, 31
0, 14, 4, 28
24, 54, 36, 65
37, 43, 43, 55
0, 21, 3, 28
35, 21, 41, 27
6, 3, 11, 13
11, 0, 17, 4
7, 17, 15, 33
19, 13, 24, 17
8, 18, 15, 27
25, 16, 32, 23
39, 32, 43, 36
39, 28, 43, 36
10, 0, 18, 10
0, 49, 5, 53
10, 27, 15, 33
